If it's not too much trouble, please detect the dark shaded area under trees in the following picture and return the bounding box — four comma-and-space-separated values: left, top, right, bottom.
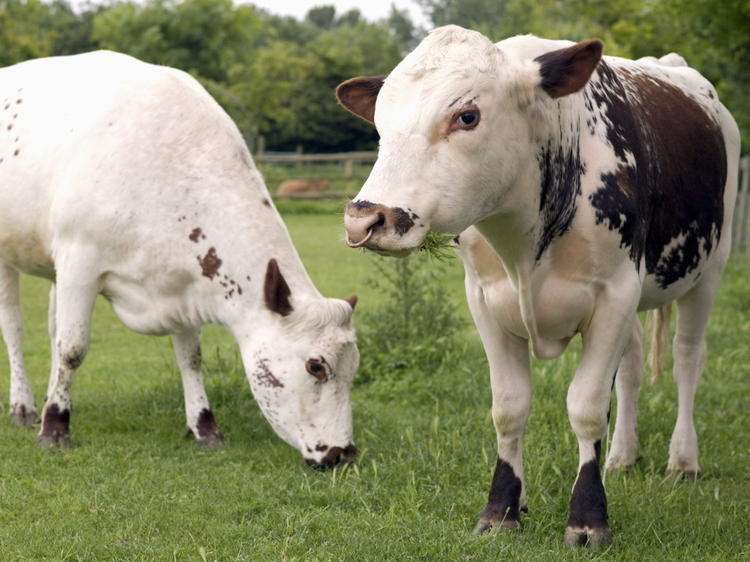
1, 0, 746, 152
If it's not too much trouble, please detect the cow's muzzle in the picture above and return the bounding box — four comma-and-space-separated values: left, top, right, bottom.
344, 200, 419, 250
305, 443, 358, 470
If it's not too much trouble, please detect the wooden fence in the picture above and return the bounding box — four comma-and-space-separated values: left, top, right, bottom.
732, 155, 750, 257
255, 151, 376, 198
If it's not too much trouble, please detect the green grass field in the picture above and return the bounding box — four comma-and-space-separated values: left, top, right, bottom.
0, 203, 748, 560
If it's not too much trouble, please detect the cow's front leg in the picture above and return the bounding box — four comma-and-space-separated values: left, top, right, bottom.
172, 329, 224, 446
38, 274, 98, 447
0, 264, 37, 425
564, 296, 638, 546
465, 281, 531, 533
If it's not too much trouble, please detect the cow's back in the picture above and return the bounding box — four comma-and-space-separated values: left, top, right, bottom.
0, 51, 256, 278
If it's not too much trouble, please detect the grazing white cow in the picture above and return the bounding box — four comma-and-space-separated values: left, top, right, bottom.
0, 51, 359, 469
337, 25, 739, 544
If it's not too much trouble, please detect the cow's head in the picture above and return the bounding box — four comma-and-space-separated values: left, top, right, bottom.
337, 25, 602, 254
239, 259, 359, 469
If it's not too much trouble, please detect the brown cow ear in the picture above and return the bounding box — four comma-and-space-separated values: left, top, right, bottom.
264, 259, 293, 316
335, 76, 386, 123
534, 39, 603, 98
344, 295, 358, 311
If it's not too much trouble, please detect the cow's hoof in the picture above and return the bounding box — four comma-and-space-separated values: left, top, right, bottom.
473, 517, 522, 534
564, 526, 613, 547
666, 469, 698, 483
195, 434, 225, 448
605, 453, 639, 470
10, 409, 39, 426
37, 432, 72, 448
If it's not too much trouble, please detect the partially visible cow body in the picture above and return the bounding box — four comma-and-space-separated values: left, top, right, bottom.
277, 179, 330, 195
337, 26, 740, 545
0, 51, 360, 469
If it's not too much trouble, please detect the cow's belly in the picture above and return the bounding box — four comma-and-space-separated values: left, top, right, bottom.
0, 203, 55, 279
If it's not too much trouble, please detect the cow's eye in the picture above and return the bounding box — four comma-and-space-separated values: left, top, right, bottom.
452, 109, 480, 131
306, 358, 327, 381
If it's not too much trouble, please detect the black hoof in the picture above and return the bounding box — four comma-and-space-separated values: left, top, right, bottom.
564, 526, 613, 547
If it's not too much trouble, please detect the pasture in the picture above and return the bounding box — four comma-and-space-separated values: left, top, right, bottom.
0, 201, 748, 560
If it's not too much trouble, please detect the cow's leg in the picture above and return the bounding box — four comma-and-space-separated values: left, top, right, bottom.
606, 318, 643, 469
565, 291, 639, 547
45, 284, 58, 402
0, 263, 37, 425
172, 328, 223, 446
38, 271, 98, 447
464, 277, 531, 533
667, 273, 720, 478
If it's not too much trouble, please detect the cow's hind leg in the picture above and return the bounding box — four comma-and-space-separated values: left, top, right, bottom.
172, 328, 224, 446
0, 263, 37, 425
606, 319, 643, 469
667, 272, 721, 478
38, 264, 98, 447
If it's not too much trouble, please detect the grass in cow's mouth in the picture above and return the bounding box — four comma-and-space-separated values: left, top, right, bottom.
419, 232, 456, 261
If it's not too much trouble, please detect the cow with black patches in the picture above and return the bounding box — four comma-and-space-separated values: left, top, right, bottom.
0, 51, 360, 469
337, 25, 739, 545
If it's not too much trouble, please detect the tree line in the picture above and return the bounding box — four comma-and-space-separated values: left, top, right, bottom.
1, 0, 746, 152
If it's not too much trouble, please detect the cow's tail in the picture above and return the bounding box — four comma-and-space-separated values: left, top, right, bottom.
647, 304, 672, 383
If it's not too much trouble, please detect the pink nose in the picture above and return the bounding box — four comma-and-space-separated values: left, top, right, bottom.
344, 200, 417, 247
344, 204, 385, 247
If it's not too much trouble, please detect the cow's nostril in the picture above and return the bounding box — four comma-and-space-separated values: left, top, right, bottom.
373, 212, 386, 229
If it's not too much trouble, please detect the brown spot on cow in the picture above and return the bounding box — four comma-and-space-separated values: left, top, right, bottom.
197, 247, 222, 279
13, 149, 19, 156
262, 198, 271, 207
188, 227, 203, 242
255, 358, 284, 388
16, 99, 22, 104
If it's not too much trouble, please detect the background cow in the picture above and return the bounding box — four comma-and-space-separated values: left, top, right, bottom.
337, 25, 740, 545
0, 51, 359, 469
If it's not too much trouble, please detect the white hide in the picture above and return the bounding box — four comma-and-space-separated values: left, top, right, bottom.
0, 51, 358, 464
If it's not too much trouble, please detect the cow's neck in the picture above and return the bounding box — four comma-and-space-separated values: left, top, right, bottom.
475, 98, 582, 358
192, 202, 321, 333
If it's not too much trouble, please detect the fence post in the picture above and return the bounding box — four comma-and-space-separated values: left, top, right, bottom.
739, 156, 750, 257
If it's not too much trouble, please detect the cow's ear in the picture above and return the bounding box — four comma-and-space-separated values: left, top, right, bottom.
335, 76, 385, 123
534, 39, 603, 98
264, 259, 293, 317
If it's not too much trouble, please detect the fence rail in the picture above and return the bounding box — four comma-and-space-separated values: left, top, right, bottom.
732, 154, 750, 257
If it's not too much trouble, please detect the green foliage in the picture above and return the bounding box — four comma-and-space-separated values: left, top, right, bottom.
356, 252, 467, 383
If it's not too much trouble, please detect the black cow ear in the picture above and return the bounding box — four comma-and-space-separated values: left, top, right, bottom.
535, 39, 603, 98
264, 259, 293, 316
335, 76, 386, 123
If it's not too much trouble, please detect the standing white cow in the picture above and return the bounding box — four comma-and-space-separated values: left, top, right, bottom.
337, 26, 740, 544
0, 51, 359, 469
